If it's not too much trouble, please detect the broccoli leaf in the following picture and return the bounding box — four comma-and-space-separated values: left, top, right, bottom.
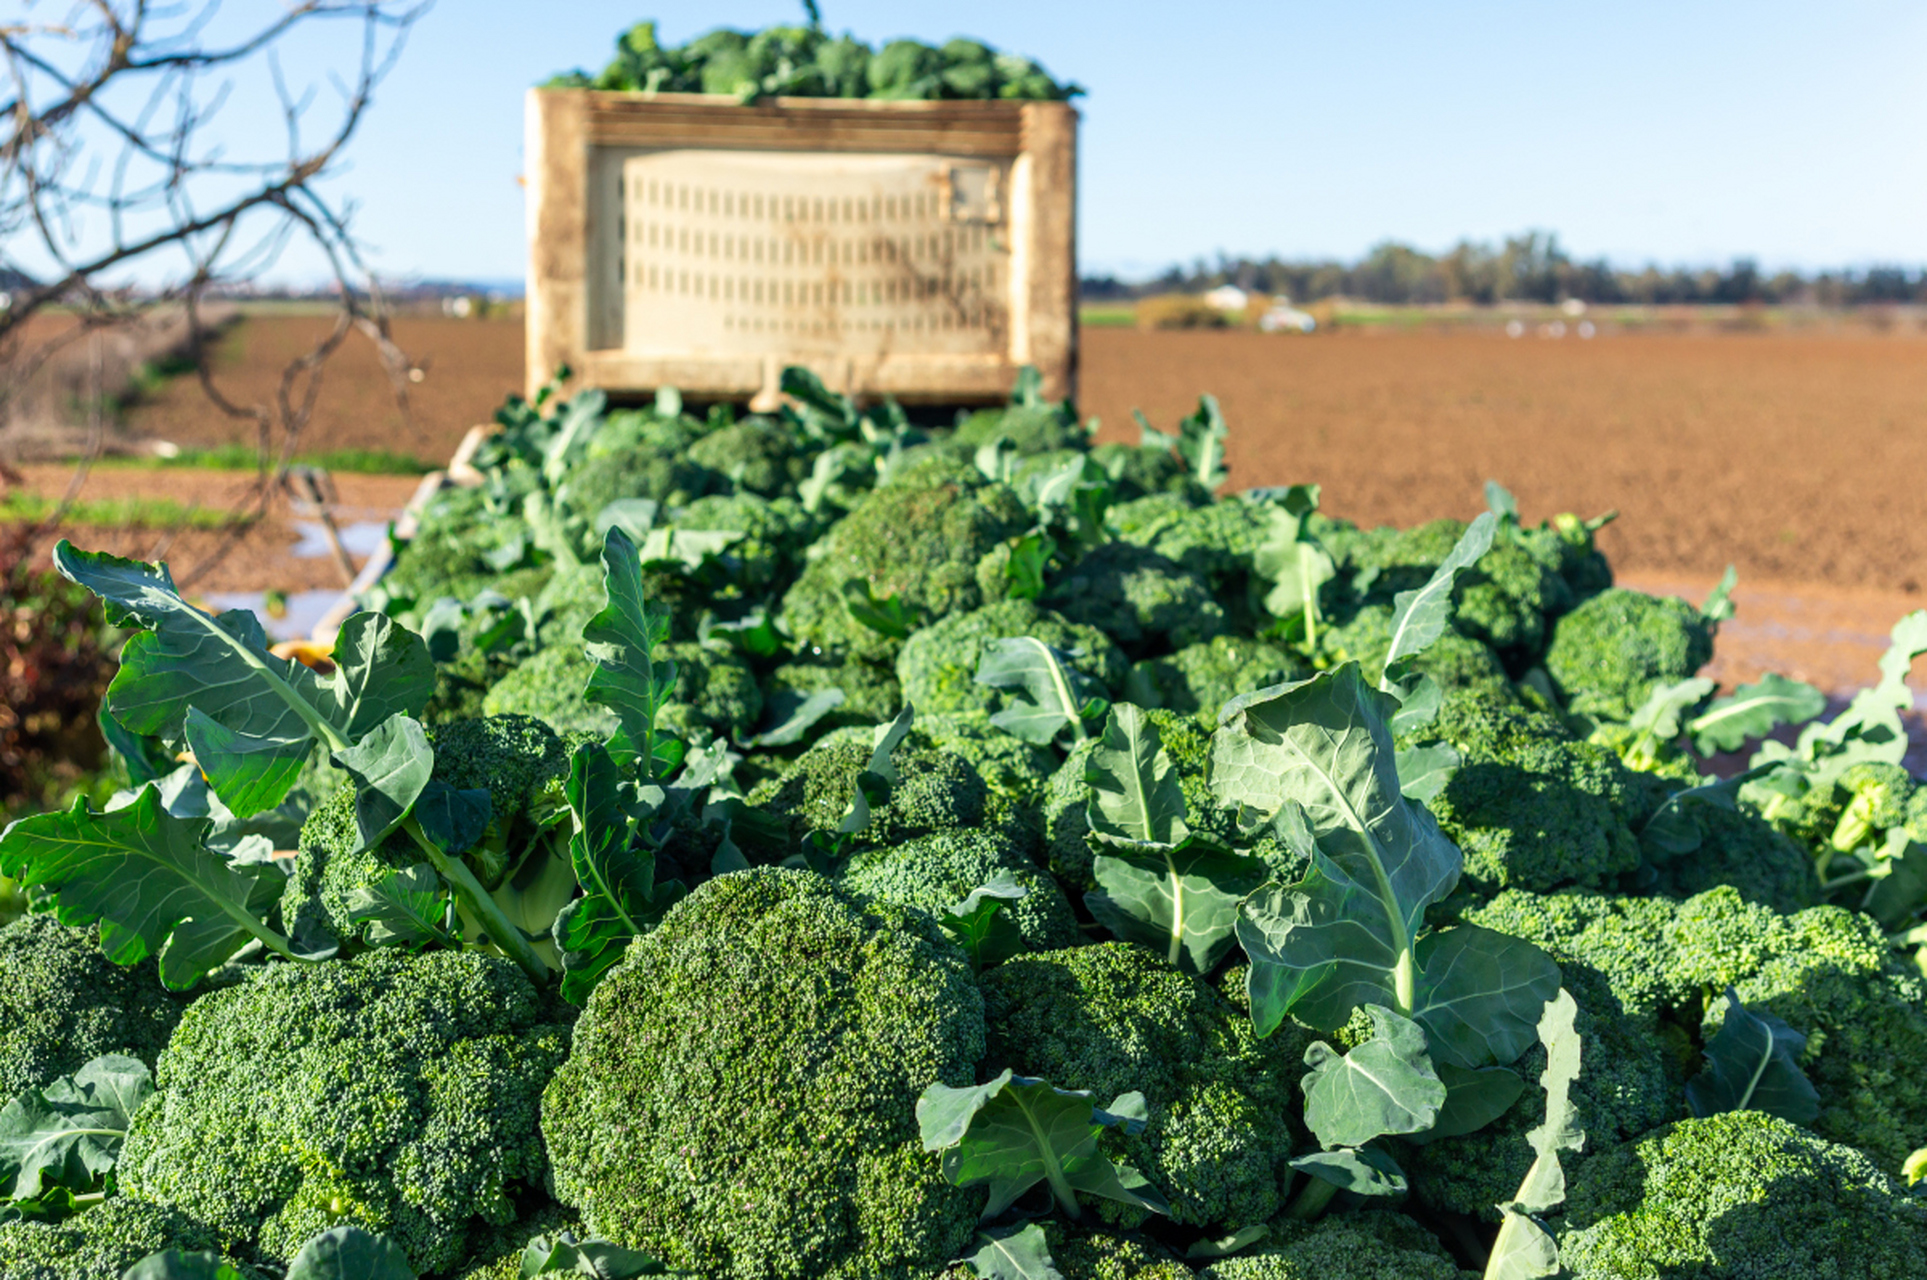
844, 581, 918, 639
1643, 763, 1777, 859
122, 1254, 250, 1280
521, 1231, 673, 1277
1252, 486, 1336, 645
1175, 395, 1230, 490
283, 1226, 417, 1280
1086, 840, 1267, 976
939, 872, 1029, 970
1085, 703, 1189, 847
1789, 610, 1927, 785
743, 688, 847, 748
1484, 480, 1520, 528
1701, 564, 1738, 624
1483, 988, 1583, 1280
1184, 1226, 1272, 1260
1287, 1147, 1406, 1199
332, 714, 436, 854
1628, 677, 1717, 745
0, 784, 294, 988
1411, 924, 1562, 1070
957, 1222, 1061, 1280
975, 637, 1107, 746
1687, 673, 1826, 755
637, 527, 745, 570
55, 543, 432, 818
1299, 1006, 1446, 1149
1412, 1063, 1527, 1143
346, 864, 454, 948
1379, 512, 1498, 687
1004, 531, 1054, 601
1394, 743, 1460, 803
557, 742, 686, 1005
414, 780, 493, 855
540, 388, 608, 487
1215, 665, 1459, 1035
0, 1054, 150, 1200
1686, 988, 1821, 1124
917, 1069, 1170, 1220
583, 526, 680, 781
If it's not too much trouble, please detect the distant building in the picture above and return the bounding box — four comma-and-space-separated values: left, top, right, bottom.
1203, 284, 1250, 313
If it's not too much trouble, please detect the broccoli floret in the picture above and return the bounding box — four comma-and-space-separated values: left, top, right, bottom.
1127, 635, 1307, 724
561, 416, 721, 518
1042, 542, 1226, 655
981, 943, 1306, 1231
0, 1196, 261, 1280
740, 727, 993, 858
1459, 889, 1688, 1021
1454, 540, 1570, 664
482, 645, 612, 735
283, 715, 570, 946
813, 34, 870, 97
1558, 1111, 1927, 1278
867, 38, 942, 96
1829, 761, 1914, 855
1662, 886, 1927, 1172
1319, 605, 1517, 705
1417, 692, 1653, 893
118, 948, 571, 1273
1196, 1213, 1469, 1279
1516, 512, 1614, 604
654, 640, 763, 740
1111, 493, 1274, 599
542, 868, 984, 1278
953, 401, 1086, 454
839, 828, 1079, 953
1543, 588, 1713, 723
1647, 799, 1820, 914
780, 457, 1030, 661
0, 913, 183, 1099
896, 599, 1128, 718
668, 492, 819, 604
1088, 443, 1204, 503
764, 655, 903, 732
912, 712, 1058, 806
1400, 964, 1682, 1222
684, 417, 810, 497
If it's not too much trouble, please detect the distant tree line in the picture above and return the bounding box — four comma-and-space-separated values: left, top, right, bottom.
1081, 232, 1927, 307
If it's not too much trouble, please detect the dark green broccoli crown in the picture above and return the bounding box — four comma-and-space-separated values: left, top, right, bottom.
655, 639, 763, 739
1544, 587, 1713, 722
1662, 886, 1927, 1171
0, 1195, 261, 1280
428, 714, 570, 835
0, 913, 183, 1098
1461, 888, 1685, 1020
482, 644, 609, 736
1559, 1111, 1927, 1277
118, 948, 570, 1274
780, 460, 1029, 660
684, 418, 810, 498
1042, 542, 1226, 654
1197, 1211, 1469, 1279
895, 598, 1128, 719
669, 491, 820, 600
912, 712, 1058, 805
839, 827, 1080, 953
542, 867, 984, 1279
744, 728, 991, 857
1117, 494, 1274, 595
981, 943, 1304, 1230
1088, 444, 1202, 503
1421, 692, 1652, 893
1648, 799, 1820, 914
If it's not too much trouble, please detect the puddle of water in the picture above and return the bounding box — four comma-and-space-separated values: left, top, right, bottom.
201, 589, 342, 642
291, 520, 389, 560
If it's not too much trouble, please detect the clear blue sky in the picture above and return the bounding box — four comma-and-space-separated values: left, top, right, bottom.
259, 0, 1927, 283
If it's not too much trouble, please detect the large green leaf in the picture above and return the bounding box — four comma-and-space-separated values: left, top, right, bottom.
1085, 704, 1189, 848
917, 1070, 1170, 1220
1287, 1147, 1406, 1199
957, 1223, 1061, 1280
1484, 989, 1583, 1280
284, 1226, 418, 1280
1299, 1006, 1445, 1149
1410, 925, 1562, 1071
1215, 665, 1461, 1035
1687, 673, 1826, 755
58, 543, 431, 818
1379, 513, 1497, 683
1086, 840, 1267, 976
332, 715, 436, 854
975, 637, 1105, 746
1627, 677, 1717, 744
939, 873, 1029, 971
122, 1254, 249, 1280
521, 1231, 672, 1277
1783, 611, 1927, 786
0, 785, 293, 988
346, 864, 454, 948
1411, 1064, 1526, 1144
0, 1054, 151, 1200
1685, 988, 1820, 1123
1252, 486, 1336, 633
582, 526, 680, 780
556, 742, 684, 1005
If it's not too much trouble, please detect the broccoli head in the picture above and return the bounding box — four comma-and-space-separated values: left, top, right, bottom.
1646, 797, 1820, 914
1543, 588, 1713, 723
1662, 886, 1927, 1173
1127, 635, 1307, 724
1196, 1213, 1469, 1280
665, 492, 821, 606
683, 416, 811, 497
1089, 443, 1204, 503
283, 714, 570, 947
1558, 1111, 1927, 1278
1415, 691, 1653, 893
839, 828, 1080, 953
0, 912, 183, 1099
780, 456, 1030, 661
1516, 511, 1614, 603
118, 948, 571, 1273
1337, 519, 1568, 663
1042, 542, 1227, 655
654, 640, 764, 740
1828, 761, 1914, 855
0, 1196, 261, 1280
765, 654, 904, 732
1319, 604, 1517, 706
481, 644, 611, 736
981, 943, 1306, 1231
741, 726, 994, 858
867, 37, 942, 96
912, 712, 1059, 807
953, 400, 1086, 454
1112, 492, 1275, 600
895, 598, 1127, 719
1458, 888, 1688, 1022
541, 867, 985, 1278
560, 420, 721, 518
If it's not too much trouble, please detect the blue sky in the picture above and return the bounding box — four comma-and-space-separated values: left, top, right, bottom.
126, 0, 1927, 283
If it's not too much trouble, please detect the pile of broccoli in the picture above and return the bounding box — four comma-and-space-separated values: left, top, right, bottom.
6, 362, 1927, 1280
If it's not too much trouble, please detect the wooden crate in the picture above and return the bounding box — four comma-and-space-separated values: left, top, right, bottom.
525, 89, 1078, 408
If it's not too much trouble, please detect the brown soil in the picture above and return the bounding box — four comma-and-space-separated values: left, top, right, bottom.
120, 313, 524, 464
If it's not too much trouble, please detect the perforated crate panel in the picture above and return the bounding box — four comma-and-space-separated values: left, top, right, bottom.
600, 151, 1011, 361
